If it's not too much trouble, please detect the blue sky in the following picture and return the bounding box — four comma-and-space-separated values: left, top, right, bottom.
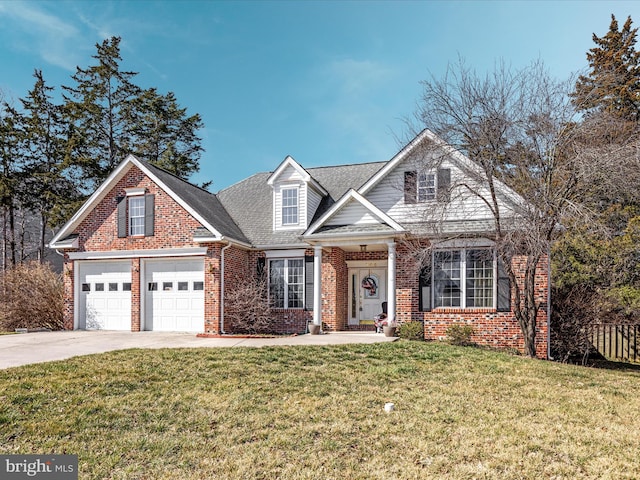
1, 0, 639, 191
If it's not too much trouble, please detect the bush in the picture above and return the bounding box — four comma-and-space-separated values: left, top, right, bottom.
224, 274, 277, 334
446, 324, 475, 346
0, 262, 64, 331
398, 321, 424, 341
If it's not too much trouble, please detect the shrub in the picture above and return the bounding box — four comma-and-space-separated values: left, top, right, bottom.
0, 262, 64, 331
445, 324, 475, 346
398, 321, 424, 341
224, 273, 277, 334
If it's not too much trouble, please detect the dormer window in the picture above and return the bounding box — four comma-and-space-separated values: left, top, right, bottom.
282, 187, 299, 225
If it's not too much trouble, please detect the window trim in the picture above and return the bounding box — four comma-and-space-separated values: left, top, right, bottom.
268, 257, 305, 309
128, 196, 145, 236
422, 248, 499, 310
281, 186, 299, 226
417, 172, 437, 202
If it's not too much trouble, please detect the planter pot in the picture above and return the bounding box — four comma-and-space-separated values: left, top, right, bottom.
383, 326, 397, 337
309, 324, 321, 335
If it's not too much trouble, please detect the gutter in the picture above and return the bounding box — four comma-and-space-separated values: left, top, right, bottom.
219, 242, 232, 334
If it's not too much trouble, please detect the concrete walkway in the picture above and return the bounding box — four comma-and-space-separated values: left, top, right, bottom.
0, 330, 398, 369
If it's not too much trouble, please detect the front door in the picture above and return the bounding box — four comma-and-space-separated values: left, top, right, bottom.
349, 268, 386, 325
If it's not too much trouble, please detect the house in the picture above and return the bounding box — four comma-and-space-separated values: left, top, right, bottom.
49, 129, 549, 357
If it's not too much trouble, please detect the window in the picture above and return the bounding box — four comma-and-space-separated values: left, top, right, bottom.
193, 281, 204, 291
109, 283, 118, 292
422, 248, 501, 310
178, 282, 188, 291
404, 169, 450, 204
123, 283, 132, 291
281, 188, 299, 225
269, 258, 304, 308
417, 172, 436, 202
129, 196, 145, 236
118, 194, 154, 238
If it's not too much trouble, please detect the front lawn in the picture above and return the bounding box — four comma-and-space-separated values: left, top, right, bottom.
1, 342, 640, 479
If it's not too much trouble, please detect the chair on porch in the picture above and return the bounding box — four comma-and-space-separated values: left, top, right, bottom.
374, 301, 388, 333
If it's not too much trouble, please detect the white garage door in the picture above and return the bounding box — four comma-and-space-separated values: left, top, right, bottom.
78, 261, 132, 330
144, 258, 205, 332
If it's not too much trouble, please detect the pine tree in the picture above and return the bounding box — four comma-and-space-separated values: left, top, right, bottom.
19, 70, 79, 261
0, 103, 22, 268
572, 15, 640, 121
63, 36, 141, 188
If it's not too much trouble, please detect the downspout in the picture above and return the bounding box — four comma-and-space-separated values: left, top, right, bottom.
220, 242, 232, 334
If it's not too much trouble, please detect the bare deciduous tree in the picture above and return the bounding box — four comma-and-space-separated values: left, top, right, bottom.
408, 59, 603, 357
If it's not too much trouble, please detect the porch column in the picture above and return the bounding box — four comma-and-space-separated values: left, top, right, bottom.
387, 242, 396, 323
313, 245, 322, 326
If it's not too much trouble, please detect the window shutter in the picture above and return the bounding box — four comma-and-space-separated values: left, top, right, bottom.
404, 171, 417, 204
497, 258, 511, 312
304, 255, 314, 310
117, 196, 127, 238
419, 265, 432, 312
256, 257, 266, 278
437, 168, 451, 202
144, 194, 155, 236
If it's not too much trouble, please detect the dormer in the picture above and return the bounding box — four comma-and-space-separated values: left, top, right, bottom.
267, 156, 328, 231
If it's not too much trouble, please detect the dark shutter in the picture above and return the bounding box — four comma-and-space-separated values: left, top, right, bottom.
419, 264, 432, 312
144, 194, 155, 237
256, 257, 266, 278
404, 171, 417, 204
437, 168, 451, 202
497, 258, 511, 312
117, 196, 127, 238
304, 255, 314, 310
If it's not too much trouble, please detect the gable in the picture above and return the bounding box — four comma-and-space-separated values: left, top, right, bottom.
50, 155, 250, 251
358, 130, 523, 227
305, 189, 404, 238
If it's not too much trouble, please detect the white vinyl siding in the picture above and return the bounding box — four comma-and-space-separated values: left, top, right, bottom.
365, 159, 507, 224
274, 183, 307, 230
326, 201, 380, 226
307, 187, 323, 225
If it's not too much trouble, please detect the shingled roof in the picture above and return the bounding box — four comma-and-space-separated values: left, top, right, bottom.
216, 161, 386, 247
141, 161, 250, 244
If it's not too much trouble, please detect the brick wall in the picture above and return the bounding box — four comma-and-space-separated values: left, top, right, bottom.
394, 242, 549, 358
77, 166, 204, 252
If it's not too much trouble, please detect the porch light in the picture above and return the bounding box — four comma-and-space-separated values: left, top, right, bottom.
360, 245, 367, 253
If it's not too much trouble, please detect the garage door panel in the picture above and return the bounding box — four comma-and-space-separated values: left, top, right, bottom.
144, 259, 204, 332
79, 261, 131, 330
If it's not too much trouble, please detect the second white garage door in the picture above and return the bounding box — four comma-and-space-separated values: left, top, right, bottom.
144, 259, 205, 332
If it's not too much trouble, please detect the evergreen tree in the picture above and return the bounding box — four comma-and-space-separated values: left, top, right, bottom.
0, 103, 22, 268
63, 36, 141, 188
19, 70, 79, 261
130, 88, 204, 179
572, 15, 640, 121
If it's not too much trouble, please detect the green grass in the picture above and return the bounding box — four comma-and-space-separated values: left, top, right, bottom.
2, 342, 640, 479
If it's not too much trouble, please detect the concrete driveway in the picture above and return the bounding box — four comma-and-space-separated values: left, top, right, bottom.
0, 330, 397, 369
